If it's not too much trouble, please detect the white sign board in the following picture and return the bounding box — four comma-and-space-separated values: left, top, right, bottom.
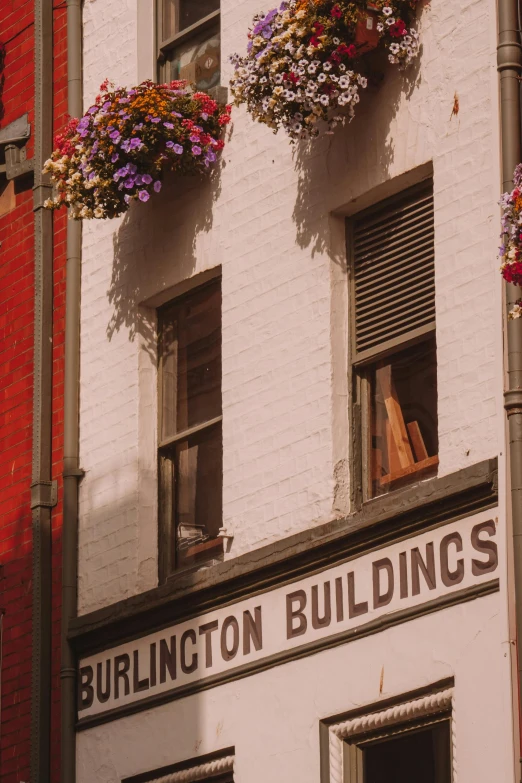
78, 511, 498, 721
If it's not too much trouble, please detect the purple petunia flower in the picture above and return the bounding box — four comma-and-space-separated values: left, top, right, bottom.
200, 112, 208, 121
164, 122, 174, 129
134, 123, 144, 130
192, 145, 202, 156
87, 106, 98, 114
150, 117, 161, 124
111, 153, 119, 163
153, 181, 162, 193
190, 133, 200, 143
103, 101, 111, 110
124, 194, 132, 204
118, 97, 130, 104
129, 138, 142, 150
172, 144, 183, 154
141, 173, 152, 185
206, 150, 216, 163
127, 163, 137, 175
166, 141, 174, 149
171, 112, 182, 118
124, 178, 135, 189
138, 190, 150, 202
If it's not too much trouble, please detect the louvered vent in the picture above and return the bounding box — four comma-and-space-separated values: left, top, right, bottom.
353, 181, 435, 361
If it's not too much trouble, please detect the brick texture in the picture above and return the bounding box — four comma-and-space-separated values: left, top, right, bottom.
77, 0, 504, 615
0, 2, 67, 779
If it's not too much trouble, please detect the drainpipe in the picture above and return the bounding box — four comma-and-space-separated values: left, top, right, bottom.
61, 1, 83, 781
498, 0, 522, 778
31, 0, 55, 780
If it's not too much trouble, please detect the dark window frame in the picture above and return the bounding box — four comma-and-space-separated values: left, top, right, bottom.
157, 277, 223, 582
344, 716, 452, 783
347, 178, 438, 506
156, 0, 221, 89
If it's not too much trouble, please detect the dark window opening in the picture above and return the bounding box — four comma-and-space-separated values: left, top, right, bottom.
158, 278, 223, 578
363, 722, 451, 783
157, 0, 220, 92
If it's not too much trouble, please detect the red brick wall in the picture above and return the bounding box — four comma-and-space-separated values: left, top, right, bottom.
0, 2, 67, 780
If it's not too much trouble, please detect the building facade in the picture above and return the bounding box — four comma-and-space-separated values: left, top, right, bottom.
67, 0, 518, 781
0, 1, 68, 781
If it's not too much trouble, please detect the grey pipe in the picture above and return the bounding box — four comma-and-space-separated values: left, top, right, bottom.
61, 1, 83, 781
498, 0, 522, 776
30, 0, 54, 779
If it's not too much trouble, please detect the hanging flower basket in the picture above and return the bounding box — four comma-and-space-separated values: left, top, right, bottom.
43, 80, 232, 219
499, 164, 522, 318
229, 0, 421, 140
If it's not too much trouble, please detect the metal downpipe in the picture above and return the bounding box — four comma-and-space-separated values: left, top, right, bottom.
498, 0, 522, 776
30, 0, 54, 779
61, 1, 83, 781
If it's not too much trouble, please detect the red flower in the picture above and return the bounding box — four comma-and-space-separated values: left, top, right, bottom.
285, 72, 299, 84
337, 43, 356, 58
503, 259, 522, 286
389, 19, 407, 37
331, 4, 342, 18
312, 22, 325, 34
310, 35, 321, 47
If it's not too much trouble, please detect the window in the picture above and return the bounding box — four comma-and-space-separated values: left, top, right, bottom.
349, 179, 438, 499
324, 685, 453, 783
156, 0, 220, 92
158, 278, 223, 578
360, 723, 451, 783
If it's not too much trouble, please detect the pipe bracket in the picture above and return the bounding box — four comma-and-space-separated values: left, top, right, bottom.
504, 389, 522, 416
63, 467, 85, 480
30, 480, 58, 510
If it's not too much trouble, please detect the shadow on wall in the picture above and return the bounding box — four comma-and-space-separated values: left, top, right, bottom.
106, 163, 223, 359
292, 45, 423, 259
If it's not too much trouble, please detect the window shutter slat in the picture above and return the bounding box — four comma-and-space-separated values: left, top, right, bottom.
353, 181, 435, 359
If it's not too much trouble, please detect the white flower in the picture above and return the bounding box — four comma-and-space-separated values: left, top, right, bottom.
388, 54, 397, 63
358, 76, 367, 88
319, 94, 329, 106
274, 73, 284, 84
274, 86, 284, 95
323, 61, 332, 71
249, 75, 257, 83
390, 43, 400, 53
383, 6, 393, 15
339, 76, 350, 89
283, 89, 295, 99
307, 64, 317, 74
386, 17, 395, 25
292, 121, 302, 132
404, 35, 412, 44
333, 37, 340, 45
509, 304, 522, 319
317, 73, 327, 82
377, 22, 384, 32
339, 63, 346, 72
94, 207, 104, 218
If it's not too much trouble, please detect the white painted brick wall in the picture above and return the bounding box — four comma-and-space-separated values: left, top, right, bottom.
78, 0, 504, 614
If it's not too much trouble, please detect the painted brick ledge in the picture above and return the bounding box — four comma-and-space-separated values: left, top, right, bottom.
70, 457, 498, 655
